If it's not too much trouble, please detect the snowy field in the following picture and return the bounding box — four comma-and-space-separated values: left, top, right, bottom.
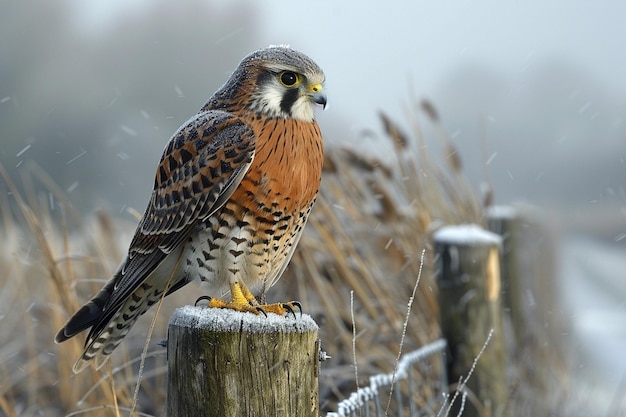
559, 234, 626, 407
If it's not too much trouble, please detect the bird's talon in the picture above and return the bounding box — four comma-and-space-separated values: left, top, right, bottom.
256, 306, 268, 317
283, 303, 296, 319
291, 301, 303, 317
195, 295, 212, 307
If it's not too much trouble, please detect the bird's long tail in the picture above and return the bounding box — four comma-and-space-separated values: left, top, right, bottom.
54, 275, 116, 344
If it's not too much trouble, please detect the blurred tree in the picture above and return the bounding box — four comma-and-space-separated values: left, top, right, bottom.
0, 0, 260, 213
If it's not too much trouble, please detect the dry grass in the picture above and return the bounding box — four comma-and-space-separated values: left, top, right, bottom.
0, 104, 563, 416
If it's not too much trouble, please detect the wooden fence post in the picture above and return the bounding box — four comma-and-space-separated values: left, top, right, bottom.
434, 224, 506, 417
485, 206, 524, 344
487, 206, 552, 400
167, 305, 320, 417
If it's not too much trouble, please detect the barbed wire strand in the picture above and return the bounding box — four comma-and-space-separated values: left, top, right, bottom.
326, 338, 447, 417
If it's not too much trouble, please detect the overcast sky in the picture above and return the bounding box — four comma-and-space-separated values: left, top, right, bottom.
69, 0, 626, 130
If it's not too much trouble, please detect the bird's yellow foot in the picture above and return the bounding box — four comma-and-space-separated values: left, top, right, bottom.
257, 301, 302, 318
196, 282, 302, 318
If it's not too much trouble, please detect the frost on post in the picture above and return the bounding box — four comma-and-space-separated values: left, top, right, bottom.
169, 304, 319, 333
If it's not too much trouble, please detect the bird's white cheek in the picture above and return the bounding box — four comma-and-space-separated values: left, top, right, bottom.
249, 87, 284, 117
290, 98, 315, 122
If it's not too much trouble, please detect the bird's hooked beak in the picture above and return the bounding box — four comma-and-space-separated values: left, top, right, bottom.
307, 83, 327, 110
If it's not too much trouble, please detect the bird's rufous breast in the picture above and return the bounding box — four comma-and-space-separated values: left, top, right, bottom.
233, 116, 323, 218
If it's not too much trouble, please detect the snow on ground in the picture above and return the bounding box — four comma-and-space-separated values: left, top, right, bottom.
559, 235, 626, 397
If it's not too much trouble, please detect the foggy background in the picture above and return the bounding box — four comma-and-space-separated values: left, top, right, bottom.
1, 0, 625, 403
2, 0, 625, 229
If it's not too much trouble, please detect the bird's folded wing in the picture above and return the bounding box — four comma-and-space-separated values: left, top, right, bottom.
98, 110, 256, 327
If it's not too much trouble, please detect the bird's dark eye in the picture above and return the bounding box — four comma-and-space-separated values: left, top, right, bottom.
279, 71, 299, 87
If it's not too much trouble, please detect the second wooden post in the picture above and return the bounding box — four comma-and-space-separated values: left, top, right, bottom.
434, 224, 506, 417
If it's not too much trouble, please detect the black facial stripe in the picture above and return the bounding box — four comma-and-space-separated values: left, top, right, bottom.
280, 88, 299, 116
256, 70, 273, 88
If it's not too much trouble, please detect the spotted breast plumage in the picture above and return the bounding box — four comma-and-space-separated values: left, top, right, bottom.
55, 46, 326, 373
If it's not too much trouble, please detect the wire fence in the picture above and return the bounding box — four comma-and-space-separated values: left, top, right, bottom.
326, 338, 448, 417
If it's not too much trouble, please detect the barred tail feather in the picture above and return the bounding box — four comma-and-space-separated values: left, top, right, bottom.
71, 276, 172, 373
72, 307, 141, 373
54, 276, 117, 344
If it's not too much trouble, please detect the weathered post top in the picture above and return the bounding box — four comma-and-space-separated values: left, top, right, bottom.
169, 304, 319, 334
433, 223, 503, 247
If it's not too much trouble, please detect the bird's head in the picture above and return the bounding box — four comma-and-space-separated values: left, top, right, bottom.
216, 46, 327, 122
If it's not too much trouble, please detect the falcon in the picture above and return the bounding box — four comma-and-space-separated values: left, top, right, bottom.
55, 46, 326, 373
